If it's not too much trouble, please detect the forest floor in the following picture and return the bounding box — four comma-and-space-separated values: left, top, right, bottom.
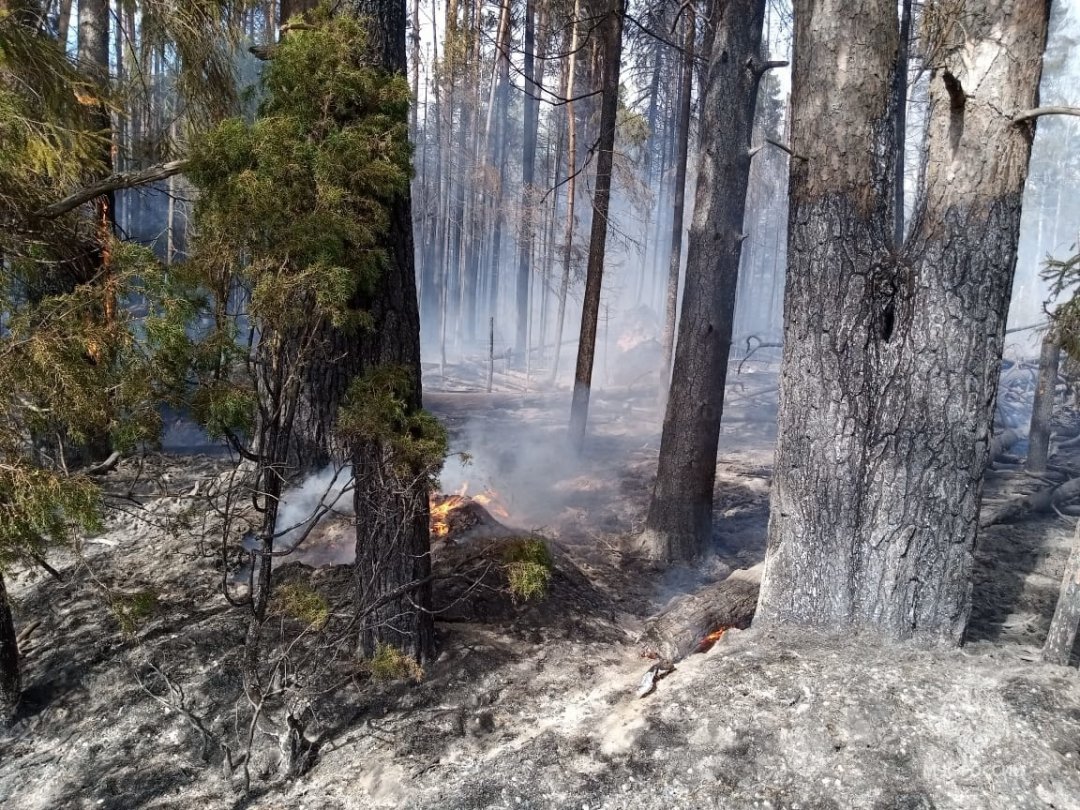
2, 356, 1080, 809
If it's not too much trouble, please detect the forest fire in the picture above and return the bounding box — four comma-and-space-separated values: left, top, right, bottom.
429, 483, 510, 538
695, 626, 730, 654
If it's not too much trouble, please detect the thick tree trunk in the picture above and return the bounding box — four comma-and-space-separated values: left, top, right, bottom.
1027, 333, 1060, 474
756, 0, 1050, 644
0, 573, 19, 723
345, 0, 433, 662
1043, 520, 1080, 666
567, 0, 624, 448
640, 0, 767, 563
659, 4, 695, 385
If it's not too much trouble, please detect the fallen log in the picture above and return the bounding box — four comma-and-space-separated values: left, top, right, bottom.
990, 428, 1025, 462
638, 564, 762, 661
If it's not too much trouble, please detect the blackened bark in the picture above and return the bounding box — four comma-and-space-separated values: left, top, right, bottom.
756, 0, 1050, 643
1027, 333, 1060, 474
659, 3, 695, 384
1043, 520, 1080, 666
567, 0, 624, 448
640, 0, 766, 563
0, 573, 20, 722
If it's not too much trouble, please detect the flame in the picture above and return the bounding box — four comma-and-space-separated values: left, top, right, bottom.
428, 482, 510, 538
695, 626, 729, 654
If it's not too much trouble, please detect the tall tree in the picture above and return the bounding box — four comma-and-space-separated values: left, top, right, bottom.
0, 573, 18, 722
755, 0, 1051, 643
345, 0, 436, 662
658, 2, 695, 384
640, 0, 771, 562
567, 0, 624, 447
514, 0, 541, 360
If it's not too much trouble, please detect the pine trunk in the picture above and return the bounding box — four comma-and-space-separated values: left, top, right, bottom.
659, 5, 696, 385
756, 0, 1050, 643
567, 0, 624, 447
345, 0, 433, 662
640, 0, 767, 562
514, 0, 541, 360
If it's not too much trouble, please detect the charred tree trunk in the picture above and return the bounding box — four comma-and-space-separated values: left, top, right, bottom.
1043, 519, 1080, 666
756, 0, 1050, 643
1027, 333, 1060, 474
567, 0, 624, 448
0, 573, 19, 723
659, 4, 695, 385
640, 0, 767, 563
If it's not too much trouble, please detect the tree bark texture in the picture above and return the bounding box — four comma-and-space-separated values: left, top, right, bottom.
756, 0, 1050, 644
346, 0, 433, 662
0, 573, 19, 723
567, 0, 624, 448
641, 0, 767, 562
1026, 333, 1060, 473
1043, 519, 1080, 666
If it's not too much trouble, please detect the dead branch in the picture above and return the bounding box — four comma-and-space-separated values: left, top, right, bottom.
35, 160, 191, 219
980, 475, 1080, 527
1013, 106, 1080, 124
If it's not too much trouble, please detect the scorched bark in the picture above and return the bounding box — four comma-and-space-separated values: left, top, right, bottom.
755, 0, 1050, 643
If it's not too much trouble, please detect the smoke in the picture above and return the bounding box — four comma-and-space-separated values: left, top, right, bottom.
274, 462, 354, 557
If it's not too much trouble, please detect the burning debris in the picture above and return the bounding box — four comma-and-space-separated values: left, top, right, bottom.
430, 483, 512, 541
695, 626, 730, 654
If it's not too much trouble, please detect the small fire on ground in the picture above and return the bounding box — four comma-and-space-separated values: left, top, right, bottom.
429, 483, 511, 538
695, 626, 730, 654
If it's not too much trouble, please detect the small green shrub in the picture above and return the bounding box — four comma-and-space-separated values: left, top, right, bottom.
503, 538, 553, 602
273, 583, 330, 629
113, 590, 159, 635
366, 642, 424, 683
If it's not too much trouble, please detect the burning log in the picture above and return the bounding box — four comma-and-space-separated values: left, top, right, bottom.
638, 564, 762, 662
429, 485, 512, 542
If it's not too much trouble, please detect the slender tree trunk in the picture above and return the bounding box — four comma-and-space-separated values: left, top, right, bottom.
0, 573, 19, 723
514, 0, 541, 360
756, 0, 1051, 643
640, 0, 767, 563
1027, 333, 1060, 474
1044, 519, 1080, 666
659, 3, 695, 387
567, 0, 624, 448
550, 0, 581, 382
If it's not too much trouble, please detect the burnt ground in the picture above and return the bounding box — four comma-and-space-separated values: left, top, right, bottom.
2, 360, 1080, 809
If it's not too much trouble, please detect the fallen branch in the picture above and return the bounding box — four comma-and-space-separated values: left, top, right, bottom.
980, 475, 1080, 527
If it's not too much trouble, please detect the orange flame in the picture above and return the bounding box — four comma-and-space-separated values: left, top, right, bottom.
695, 626, 729, 654
429, 482, 510, 538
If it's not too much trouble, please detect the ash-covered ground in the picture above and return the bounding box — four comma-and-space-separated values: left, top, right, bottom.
2, 357, 1080, 809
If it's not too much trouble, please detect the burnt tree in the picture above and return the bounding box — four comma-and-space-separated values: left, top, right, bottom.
1044, 519, 1080, 666
1027, 332, 1060, 474
568, 0, 624, 448
755, 0, 1050, 643
640, 0, 771, 562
